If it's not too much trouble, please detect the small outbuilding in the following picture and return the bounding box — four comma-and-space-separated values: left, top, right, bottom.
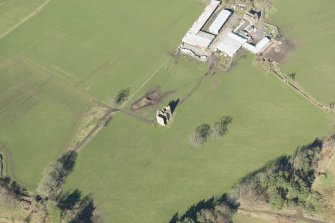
243, 37, 271, 54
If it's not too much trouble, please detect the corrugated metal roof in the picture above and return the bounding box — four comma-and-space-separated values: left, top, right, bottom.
256, 37, 271, 52
188, 0, 220, 35
198, 31, 216, 40
243, 37, 270, 54
182, 32, 215, 49
209, 10, 232, 35
216, 32, 247, 57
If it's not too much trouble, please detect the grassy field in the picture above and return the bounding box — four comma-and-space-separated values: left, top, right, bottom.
0, 0, 200, 189
0, 0, 46, 37
0, 0, 334, 222
267, 0, 335, 106
0, 0, 202, 101
0, 57, 90, 189
64, 55, 334, 223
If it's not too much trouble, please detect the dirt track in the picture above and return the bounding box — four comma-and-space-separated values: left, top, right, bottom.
238, 207, 330, 223
73, 107, 118, 152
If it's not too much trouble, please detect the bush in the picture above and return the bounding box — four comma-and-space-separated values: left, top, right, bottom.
212, 116, 233, 139
113, 88, 130, 107
288, 72, 296, 80
0, 176, 27, 198
191, 124, 211, 147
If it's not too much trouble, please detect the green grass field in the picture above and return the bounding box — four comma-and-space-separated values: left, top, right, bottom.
0, 0, 46, 37
267, 0, 335, 106
64, 55, 334, 223
0, 0, 202, 101
0, 0, 334, 222
0, 0, 200, 188
0, 57, 90, 189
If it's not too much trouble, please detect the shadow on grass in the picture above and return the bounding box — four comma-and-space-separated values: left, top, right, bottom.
57, 188, 96, 223
169, 98, 180, 114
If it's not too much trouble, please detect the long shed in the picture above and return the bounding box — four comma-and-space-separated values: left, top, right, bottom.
182, 32, 215, 49
188, 0, 221, 35
209, 10, 232, 35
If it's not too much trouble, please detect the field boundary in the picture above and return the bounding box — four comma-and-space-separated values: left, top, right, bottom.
19, 30, 52, 55
18, 55, 101, 105
264, 61, 335, 115
48, 29, 110, 55
0, 0, 52, 41
20, 30, 113, 85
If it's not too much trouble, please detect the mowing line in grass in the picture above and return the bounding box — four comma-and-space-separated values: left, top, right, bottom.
129, 58, 172, 103
0, 0, 52, 40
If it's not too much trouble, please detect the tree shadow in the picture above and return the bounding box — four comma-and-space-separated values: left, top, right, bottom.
169, 212, 179, 223
58, 150, 77, 174
57, 189, 96, 223
71, 194, 95, 223
57, 189, 82, 213
168, 98, 180, 114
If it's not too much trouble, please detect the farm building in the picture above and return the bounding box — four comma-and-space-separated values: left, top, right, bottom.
182, 31, 215, 49
243, 37, 271, 54
209, 10, 232, 35
156, 106, 172, 126
216, 32, 247, 57
181, 0, 220, 50
179, 1, 273, 61
243, 11, 259, 24
187, 0, 221, 35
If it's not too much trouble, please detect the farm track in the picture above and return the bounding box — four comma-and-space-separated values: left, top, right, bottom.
257, 0, 334, 116
19, 56, 109, 108
73, 107, 118, 153
0, 0, 52, 40
0, 74, 52, 128
119, 109, 154, 125
238, 207, 330, 223
180, 73, 206, 104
